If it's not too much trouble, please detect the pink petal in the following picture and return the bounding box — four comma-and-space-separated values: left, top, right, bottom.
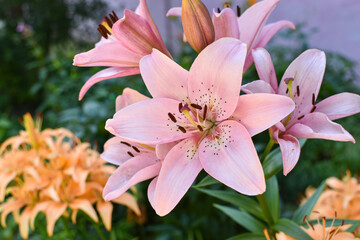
140, 49, 188, 101
105, 98, 194, 144
252, 48, 278, 91
278, 49, 326, 120
166, 7, 182, 17
101, 137, 133, 165
241, 80, 275, 94
73, 41, 142, 67
238, 0, 280, 52
231, 94, 295, 136
315, 92, 360, 120
188, 38, 247, 121
112, 192, 141, 216
147, 177, 158, 210
287, 112, 355, 143
103, 154, 161, 201
79, 67, 140, 100
116, 88, 149, 112
155, 142, 178, 160
154, 137, 202, 216
212, 8, 240, 40
112, 10, 168, 56
199, 120, 265, 195
273, 130, 301, 175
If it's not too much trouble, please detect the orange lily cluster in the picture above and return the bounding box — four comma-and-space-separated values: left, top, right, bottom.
0, 114, 140, 239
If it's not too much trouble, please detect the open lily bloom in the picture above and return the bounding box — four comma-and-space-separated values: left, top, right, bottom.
105, 38, 295, 216
73, 0, 171, 100
167, 0, 295, 71
242, 48, 360, 175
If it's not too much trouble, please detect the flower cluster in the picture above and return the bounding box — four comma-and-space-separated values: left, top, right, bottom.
74, 0, 360, 217
0, 114, 140, 239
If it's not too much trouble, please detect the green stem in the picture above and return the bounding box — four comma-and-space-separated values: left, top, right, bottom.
61, 217, 75, 240
260, 139, 275, 163
256, 194, 274, 226
93, 222, 106, 240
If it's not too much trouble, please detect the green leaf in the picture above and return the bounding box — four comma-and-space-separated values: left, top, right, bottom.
292, 180, 326, 224
227, 233, 266, 240
196, 188, 265, 220
306, 219, 360, 233
265, 176, 280, 222
263, 139, 306, 180
193, 175, 220, 188
214, 204, 266, 233
273, 219, 312, 240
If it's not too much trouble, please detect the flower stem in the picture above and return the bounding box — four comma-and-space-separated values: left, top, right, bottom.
256, 194, 274, 226
61, 217, 75, 240
260, 139, 275, 163
92, 222, 106, 240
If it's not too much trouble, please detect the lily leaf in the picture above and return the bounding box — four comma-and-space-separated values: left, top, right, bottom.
196, 188, 265, 220
265, 176, 280, 222
227, 233, 266, 240
305, 219, 360, 233
263, 139, 306, 180
193, 175, 220, 188
214, 204, 266, 233
292, 180, 326, 224
273, 219, 312, 240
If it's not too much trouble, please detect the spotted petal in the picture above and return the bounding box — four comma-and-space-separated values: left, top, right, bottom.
154, 137, 202, 216
188, 38, 247, 121
199, 120, 265, 195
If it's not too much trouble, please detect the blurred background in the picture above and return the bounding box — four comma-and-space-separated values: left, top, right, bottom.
0, 0, 359, 239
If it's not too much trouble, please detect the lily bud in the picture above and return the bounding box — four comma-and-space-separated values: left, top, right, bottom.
182, 0, 215, 53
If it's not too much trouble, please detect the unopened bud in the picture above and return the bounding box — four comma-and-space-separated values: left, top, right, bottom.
182, 0, 215, 53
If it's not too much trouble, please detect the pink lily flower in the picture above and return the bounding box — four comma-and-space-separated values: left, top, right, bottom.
73, 0, 171, 100
167, 0, 295, 71
105, 38, 295, 216
242, 48, 360, 175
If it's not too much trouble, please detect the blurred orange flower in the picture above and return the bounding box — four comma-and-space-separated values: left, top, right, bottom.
0, 113, 140, 239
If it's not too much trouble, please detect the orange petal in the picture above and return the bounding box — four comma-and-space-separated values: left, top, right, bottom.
0, 200, 24, 227
96, 201, 113, 231
19, 207, 33, 239
0, 172, 17, 201
69, 199, 98, 223
112, 192, 141, 216
44, 202, 67, 237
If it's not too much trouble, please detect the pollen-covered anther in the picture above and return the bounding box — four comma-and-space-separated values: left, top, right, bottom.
178, 126, 187, 133
236, 6, 241, 17
97, 10, 119, 39
197, 125, 204, 132
310, 105, 317, 113
190, 103, 202, 110
178, 103, 183, 113
132, 146, 140, 153
127, 151, 134, 157
168, 112, 177, 123
297, 85, 300, 96
312, 93, 316, 105
120, 141, 131, 147
203, 104, 208, 119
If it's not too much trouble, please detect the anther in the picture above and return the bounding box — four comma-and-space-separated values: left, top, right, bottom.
298, 115, 305, 120
217, 8, 221, 13
178, 126, 186, 133
237, 6, 241, 17
110, 10, 119, 22
99, 24, 111, 37
302, 215, 308, 223
310, 222, 314, 231
197, 125, 204, 132
132, 146, 140, 153
178, 103, 183, 113
297, 85, 300, 96
168, 113, 177, 123
312, 93, 315, 105
341, 219, 345, 226
97, 26, 108, 39
104, 16, 113, 28
286, 88, 289, 94
127, 151, 134, 157
310, 105, 316, 113
191, 103, 202, 110
203, 104, 208, 120
120, 141, 131, 147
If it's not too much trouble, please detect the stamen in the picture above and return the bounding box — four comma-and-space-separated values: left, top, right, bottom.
237, 6, 241, 17
109, 10, 119, 22
322, 217, 326, 240
127, 151, 134, 157
310, 222, 315, 231
178, 126, 187, 133
178, 103, 183, 113
120, 141, 131, 147
286, 88, 289, 94
224, 2, 231, 8
203, 104, 208, 120
197, 125, 204, 132
297, 85, 300, 96
310, 105, 317, 113
97, 26, 108, 39
263, 228, 271, 240
104, 16, 113, 28
217, 8, 221, 13
168, 113, 177, 123
303, 215, 308, 223
312, 93, 315, 105
298, 115, 305, 120
132, 146, 140, 153
99, 24, 111, 36
191, 103, 202, 110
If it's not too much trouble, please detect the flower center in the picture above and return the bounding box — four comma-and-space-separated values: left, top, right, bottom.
97, 11, 119, 39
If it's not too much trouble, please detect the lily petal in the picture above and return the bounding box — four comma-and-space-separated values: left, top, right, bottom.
241, 80, 275, 94
188, 38, 247, 121
231, 94, 295, 136
96, 201, 113, 231
273, 130, 301, 175
19, 207, 32, 239
73, 41, 142, 67
252, 48, 278, 91
0, 172, 16, 201
116, 88, 149, 112
112, 192, 141, 216
238, 0, 280, 52
140, 49, 188, 101
79, 67, 140, 100
69, 199, 98, 223
166, 7, 182, 17
155, 142, 178, 160
287, 112, 355, 143
101, 137, 134, 165
278, 49, 326, 120
212, 8, 240, 40
154, 137, 202, 216
103, 155, 160, 201
147, 177, 158, 210
44, 202, 67, 237
105, 98, 193, 144
315, 92, 360, 120
199, 120, 265, 195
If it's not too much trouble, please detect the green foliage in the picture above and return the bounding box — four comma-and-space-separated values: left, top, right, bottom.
272, 219, 312, 240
